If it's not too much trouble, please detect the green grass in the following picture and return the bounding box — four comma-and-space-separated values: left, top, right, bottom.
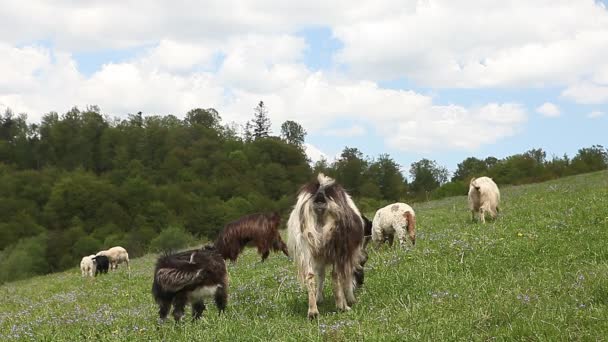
2, 171, 608, 341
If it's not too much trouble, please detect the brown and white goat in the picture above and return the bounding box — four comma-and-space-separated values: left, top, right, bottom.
287, 173, 365, 319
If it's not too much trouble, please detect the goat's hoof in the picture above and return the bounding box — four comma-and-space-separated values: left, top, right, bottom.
336, 302, 351, 312
307, 309, 319, 320
339, 305, 352, 312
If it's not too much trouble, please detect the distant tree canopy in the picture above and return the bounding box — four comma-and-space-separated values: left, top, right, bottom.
251, 101, 271, 139
280, 120, 306, 147
409, 159, 449, 197
0, 104, 606, 284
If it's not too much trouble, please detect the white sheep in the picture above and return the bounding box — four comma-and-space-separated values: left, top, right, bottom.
468, 176, 500, 223
97, 246, 130, 271
80, 255, 97, 277
371, 203, 416, 247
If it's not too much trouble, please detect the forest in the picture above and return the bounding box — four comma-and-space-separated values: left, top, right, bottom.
1, 102, 606, 283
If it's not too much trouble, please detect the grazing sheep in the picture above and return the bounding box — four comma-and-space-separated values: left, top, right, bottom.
214, 212, 289, 262
287, 173, 365, 319
97, 246, 130, 271
152, 245, 228, 323
468, 176, 500, 223
371, 203, 416, 247
92, 255, 110, 275
80, 255, 96, 277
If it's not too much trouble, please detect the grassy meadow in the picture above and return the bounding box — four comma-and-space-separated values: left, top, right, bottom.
1, 171, 607, 341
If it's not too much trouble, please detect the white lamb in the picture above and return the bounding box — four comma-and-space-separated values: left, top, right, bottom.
80, 255, 97, 277
97, 246, 130, 271
371, 203, 416, 247
468, 176, 500, 223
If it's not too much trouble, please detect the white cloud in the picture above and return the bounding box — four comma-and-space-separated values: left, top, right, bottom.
323, 125, 366, 137
536, 102, 561, 117
562, 81, 608, 104
588, 110, 606, 119
0, 41, 528, 152
0, 0, 607, 95
304, 143, 328, 163
382, 103, 527, 151
140, 39, 218, 72
3, 2, 569, 152
333, 1, 608, 88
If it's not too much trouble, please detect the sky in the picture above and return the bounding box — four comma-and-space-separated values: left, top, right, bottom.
1, 0, 607, 176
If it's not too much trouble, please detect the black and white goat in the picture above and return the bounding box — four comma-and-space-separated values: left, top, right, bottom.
151, 246, 228, 323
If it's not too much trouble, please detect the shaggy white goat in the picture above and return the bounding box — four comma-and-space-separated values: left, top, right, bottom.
371, 202, 416, 247
80, 255, 97, 277
287, 173, 365, 319
97, 246, 130, 271
468, 176, 500, 223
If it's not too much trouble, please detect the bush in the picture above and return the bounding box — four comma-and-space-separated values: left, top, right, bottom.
0, 233, 49, 284
149, 225, 194, 253
432, 180, 468, 200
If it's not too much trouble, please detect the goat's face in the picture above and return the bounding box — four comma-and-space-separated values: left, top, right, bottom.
312, 186, 329, 216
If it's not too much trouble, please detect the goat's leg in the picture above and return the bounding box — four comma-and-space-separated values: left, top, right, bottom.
479, 208, 486, 224
314, 263, 326, 304
158, 299, 171, 323
171, 293, 187, 322
214, 285, 228, 314
306, 270, 319, 319
260, 250, 270, 262
490, 206, 498, 220
343, 269, 356, 306
191, 300, 206, 320
387, 233, 395, 247
332, 268, 350, 311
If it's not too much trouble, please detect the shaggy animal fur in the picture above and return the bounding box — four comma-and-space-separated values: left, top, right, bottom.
93, 255, 110, 275
80, 255, 96, 277
287, 173, 365, 319
97, 246, 130, 271
214, 212, 289, 262
468, 176, 501, 223
152, 246, 228, 323
371, 203, 416, 247
354, 215, 373, 287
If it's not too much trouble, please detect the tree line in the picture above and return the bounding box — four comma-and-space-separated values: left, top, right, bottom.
0, 103, 606, 283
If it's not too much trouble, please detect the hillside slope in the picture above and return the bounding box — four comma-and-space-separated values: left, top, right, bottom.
1, 171, 607, 340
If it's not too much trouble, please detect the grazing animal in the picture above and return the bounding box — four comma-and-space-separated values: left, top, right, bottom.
214, 212, 289, 262
152, 246, 228, 323
93, 255, 110, 275
362, 215, 373, 248
371, 203, 416, 247
97, 246, 130, 271
468, 176, 500, 223
80, 255, 96, 277
354, 215, 373, 287
287, 173, 365, 319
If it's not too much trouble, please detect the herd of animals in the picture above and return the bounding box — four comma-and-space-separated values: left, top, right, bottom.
79, 174, 501, 321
